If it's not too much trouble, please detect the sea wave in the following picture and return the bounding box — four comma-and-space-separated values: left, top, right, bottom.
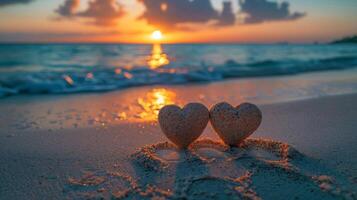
0, 55, 357, 97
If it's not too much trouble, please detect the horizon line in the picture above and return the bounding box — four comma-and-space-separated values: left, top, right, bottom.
0, 41, 328, 45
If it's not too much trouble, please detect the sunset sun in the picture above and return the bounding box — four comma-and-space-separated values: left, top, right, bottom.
151, 30, 163, 41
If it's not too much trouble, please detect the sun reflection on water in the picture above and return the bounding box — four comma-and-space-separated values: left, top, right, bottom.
136, 88, 177, 121
147, 44, 170, 69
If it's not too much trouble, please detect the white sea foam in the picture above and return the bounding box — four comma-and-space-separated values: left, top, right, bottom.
0, 44, 357, 97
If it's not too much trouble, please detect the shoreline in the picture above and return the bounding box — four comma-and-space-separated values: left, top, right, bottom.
1, 56, 357, 99
0, 80, 357, 198
1, 66, 357, 103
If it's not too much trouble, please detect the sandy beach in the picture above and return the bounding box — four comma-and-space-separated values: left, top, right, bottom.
0, 72, 356, 199
1, 1, 357, 199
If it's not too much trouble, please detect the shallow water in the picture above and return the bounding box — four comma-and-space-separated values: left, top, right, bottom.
0, 43, 357, 97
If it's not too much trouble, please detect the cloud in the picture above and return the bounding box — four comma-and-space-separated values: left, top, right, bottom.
55, 0, 124, 26
216, 1, 236, 26
0, 0, 34, 7
55, 0, 80, 17
53, 0, 304, 29
77, 0, 125, 26
138, 0, 236, 29
239, 0, 306, 24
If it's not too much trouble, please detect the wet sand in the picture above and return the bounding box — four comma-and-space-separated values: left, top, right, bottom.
0, 78, 356, 199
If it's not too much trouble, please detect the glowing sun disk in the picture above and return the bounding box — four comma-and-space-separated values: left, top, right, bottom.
151, 30, 163, 40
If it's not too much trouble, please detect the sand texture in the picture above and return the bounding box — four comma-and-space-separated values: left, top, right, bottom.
0, 78, 356, 199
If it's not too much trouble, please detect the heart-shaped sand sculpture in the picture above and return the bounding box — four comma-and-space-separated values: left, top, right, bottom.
158, 103, 209, 149
210, 102, 262, 146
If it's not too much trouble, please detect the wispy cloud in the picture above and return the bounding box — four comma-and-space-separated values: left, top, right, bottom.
0, 0, 34, 7
55, 0, 124, 26
239, 0, 306, 24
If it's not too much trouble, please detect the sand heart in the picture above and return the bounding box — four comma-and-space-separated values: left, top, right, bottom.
210, 102, 262, 146
158, 103, 209, 149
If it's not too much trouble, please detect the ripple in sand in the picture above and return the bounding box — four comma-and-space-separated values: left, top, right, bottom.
129, 138, 355, 199
176, 174, 260, 200
130, 138, 293, 171
63, 139, 355, 199
65, 171, 138, 199
156, 149, 181, 162
195, 147, 228, 161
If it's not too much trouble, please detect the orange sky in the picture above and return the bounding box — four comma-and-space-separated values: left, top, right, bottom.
0, 0, 356, 43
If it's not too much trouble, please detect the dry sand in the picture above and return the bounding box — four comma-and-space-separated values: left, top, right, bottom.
0, 76, 356, 199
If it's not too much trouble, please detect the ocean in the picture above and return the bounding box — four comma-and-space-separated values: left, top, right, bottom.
0, 43, 357, 97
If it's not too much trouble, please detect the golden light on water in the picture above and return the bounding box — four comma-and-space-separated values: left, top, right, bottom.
63, 75, 74, 85
123, 72, 133, 79
147, 44, 170, 69
136, 88, 177, 120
